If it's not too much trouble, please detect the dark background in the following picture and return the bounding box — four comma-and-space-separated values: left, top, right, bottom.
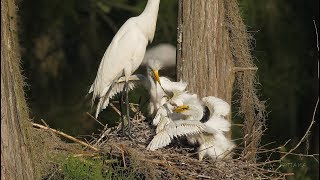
18, 0, 318, 178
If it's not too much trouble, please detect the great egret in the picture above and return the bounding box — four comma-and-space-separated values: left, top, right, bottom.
88, 0, 160, 136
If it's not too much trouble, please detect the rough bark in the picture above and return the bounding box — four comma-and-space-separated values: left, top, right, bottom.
1, 0, 35, 179
177, 0, 235, 117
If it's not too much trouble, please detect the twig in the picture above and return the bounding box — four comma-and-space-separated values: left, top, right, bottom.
314, 20, 319, 52
95, 127, 111, 146
314, 20, 319, 79
31, 122, 99, 151
86, 112, 105, 127
109, 103, 121, 116
115, 145, 127, 168
40, 119, 49, 127
233, 67, 258, 72
279, 98, 318, 162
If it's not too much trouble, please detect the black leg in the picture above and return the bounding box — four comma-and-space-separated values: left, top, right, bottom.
125, 81, 132, 137
119, 94, 125, 135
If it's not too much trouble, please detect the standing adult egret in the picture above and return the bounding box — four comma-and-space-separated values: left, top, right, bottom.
88, 0, 161, 137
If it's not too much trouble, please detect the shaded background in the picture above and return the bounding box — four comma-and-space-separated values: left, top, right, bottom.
18, 0, 318, 178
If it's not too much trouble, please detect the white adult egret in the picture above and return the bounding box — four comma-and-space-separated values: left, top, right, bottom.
88, 0, 160, 136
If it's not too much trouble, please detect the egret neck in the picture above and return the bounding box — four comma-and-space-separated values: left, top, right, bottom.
137, 0, 160, 43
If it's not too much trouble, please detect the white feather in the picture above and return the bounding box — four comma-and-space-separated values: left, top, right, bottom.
147, 120, 216, 151
204, 115, 231, 133
89, 0, 160, 117
202, 96, 230, 116
95, 74, 147, 118
198, 133, 235, 160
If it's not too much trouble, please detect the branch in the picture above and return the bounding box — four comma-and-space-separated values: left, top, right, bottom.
233, 67, 258, 72
280, 98, 318, 161
31, 122, 99, 152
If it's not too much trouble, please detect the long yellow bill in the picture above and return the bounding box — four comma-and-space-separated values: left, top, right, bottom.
153, 70, 161, 85
173, 105, 190, 113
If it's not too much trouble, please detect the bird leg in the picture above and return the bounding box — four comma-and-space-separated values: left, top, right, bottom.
124, 80, 131, 136
119, 94, 125, 135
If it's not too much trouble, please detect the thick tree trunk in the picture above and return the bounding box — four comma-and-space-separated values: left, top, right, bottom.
1, 0, 35, 179
177, 0, 235, 117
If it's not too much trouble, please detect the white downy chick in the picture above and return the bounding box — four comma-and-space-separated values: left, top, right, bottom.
196, 96, 235, 160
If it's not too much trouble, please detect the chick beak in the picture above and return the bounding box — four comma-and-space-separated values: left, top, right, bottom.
173, 105, 189, 113
153, 70, 161, 85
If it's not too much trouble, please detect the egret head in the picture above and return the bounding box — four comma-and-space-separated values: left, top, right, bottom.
147, 58, 163, 85
172, 93, 204, 121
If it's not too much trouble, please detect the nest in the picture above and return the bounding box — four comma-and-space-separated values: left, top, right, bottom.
30, 107, 290, 179
83, 111, 287, 179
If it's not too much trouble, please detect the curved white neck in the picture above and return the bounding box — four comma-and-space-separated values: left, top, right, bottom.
137, 0, 160, 43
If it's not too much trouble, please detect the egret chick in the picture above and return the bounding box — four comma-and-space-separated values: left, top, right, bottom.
146, 58, 187, 115
197, 133, 235, 160
197, 96, 234, 160
202, 96, 231, 133
172, 93, 204, 121
88, 0, 161, 137
148, 95, 235, 161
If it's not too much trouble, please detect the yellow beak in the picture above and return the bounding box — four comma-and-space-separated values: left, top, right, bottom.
153, 70, 161, 85
173, 105, 190, 113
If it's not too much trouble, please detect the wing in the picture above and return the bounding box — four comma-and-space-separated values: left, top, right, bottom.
202, 96, 230, 117
156, 116, 172, 133
147, 130, 172, 151
204, 115, 231, 133
147, 120, 216, 151
94, 74, 147, 118
152, 103, 173, 126
89, 18, 148, 101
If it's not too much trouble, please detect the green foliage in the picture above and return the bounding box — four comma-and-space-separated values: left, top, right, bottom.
62, 156, 138, 180
63, 156, 105, 180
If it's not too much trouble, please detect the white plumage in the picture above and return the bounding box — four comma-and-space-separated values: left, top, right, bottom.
142, 43, 176, 67
202, 96, 231, 117
147, 120, 216, 151
146, 58, 188, 115
147, 94, 235, 160
88, 0, 160, 118
95, 74, 147, 118
198, 133, 235, 161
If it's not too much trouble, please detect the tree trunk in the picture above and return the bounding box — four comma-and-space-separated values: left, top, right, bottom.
1, 0, 35, 179
177, 0, 235, 118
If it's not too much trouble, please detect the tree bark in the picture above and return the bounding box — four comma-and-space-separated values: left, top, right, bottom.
1, 0, 35, 179
177, 0, 235, 117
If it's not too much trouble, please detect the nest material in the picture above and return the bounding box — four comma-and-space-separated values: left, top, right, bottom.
92, 113, 286, 179
28, 104, 290, 179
